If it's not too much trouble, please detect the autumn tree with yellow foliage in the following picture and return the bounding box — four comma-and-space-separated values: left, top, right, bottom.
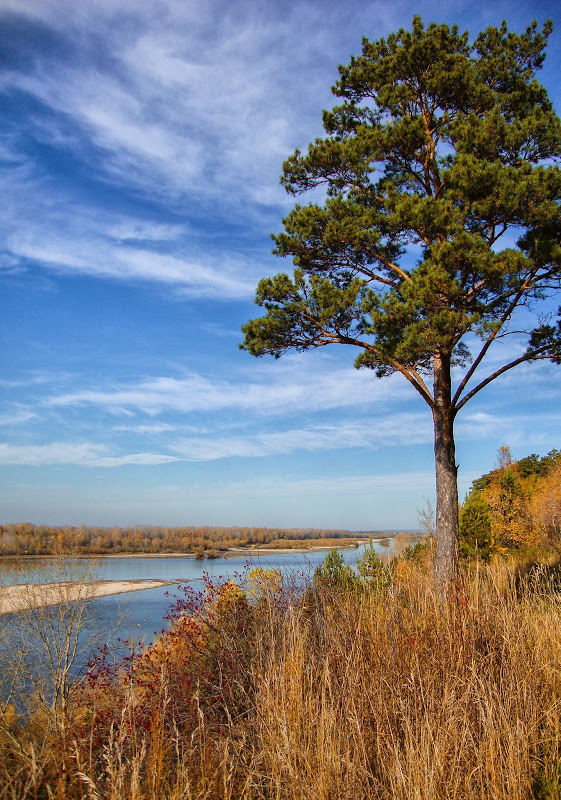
462, 446, 561, 555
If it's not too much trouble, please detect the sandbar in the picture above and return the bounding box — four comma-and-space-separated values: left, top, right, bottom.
225, 544, 360, 555
0, 579, 177, 616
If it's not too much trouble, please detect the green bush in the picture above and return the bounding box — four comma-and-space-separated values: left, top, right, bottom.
313, 549, 357, 590
459, 492, 494, 561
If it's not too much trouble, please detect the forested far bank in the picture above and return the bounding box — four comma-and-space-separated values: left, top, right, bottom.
0, 523, 399, 558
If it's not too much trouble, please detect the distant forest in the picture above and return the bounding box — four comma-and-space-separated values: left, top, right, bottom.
0, 523, 395, 557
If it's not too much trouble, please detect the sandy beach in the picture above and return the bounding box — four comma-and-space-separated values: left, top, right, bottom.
225, 543, 362, 555
0, 579, 177, 616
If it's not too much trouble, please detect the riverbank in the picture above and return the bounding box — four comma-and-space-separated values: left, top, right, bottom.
0, 579, 178, 615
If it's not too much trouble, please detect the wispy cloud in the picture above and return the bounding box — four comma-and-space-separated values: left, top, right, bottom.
0, 442, 181, 467
0, 413, 431, 467
0, 141, 273, 295
0, 411, 36, 427
456, 408, 561, 450
44, 363, 409, 416
111, 423, 179, 434
6, 221, 258, 298
5, 394, 555, 468
171, 415, 432, 460
0, 372, 66, 389
3, 0, 339, 296
0, 0, 338, 212
106, 221, 187, 242
2, 0, 560, 530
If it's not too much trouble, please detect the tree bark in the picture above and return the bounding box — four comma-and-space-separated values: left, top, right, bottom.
432, 353, 459, 590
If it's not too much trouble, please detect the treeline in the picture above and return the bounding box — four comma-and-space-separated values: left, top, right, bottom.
460, 447, 561, 559
0, 522, 384, 557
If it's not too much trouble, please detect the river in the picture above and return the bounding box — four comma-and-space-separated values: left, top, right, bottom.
0, 540, 410, 706
0, 541, 401, 646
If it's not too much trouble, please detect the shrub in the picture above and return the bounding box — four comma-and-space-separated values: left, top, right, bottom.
459, 491, 495, 560
313, 549, 357, 590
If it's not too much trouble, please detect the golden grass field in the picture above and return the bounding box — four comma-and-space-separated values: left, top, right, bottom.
2, 549, 561, 799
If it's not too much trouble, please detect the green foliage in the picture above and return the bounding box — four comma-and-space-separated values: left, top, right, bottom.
459, 492, 494, 560
242, 17, 561, 384
471, 473, 492, 492
518, 449, 561, 478
517, 453, 545, 478
356, 540, 391, 587
314, 549, 357, 590
241, 16, 561, 584
533, 759, 561, 800
401, 539, 430, 564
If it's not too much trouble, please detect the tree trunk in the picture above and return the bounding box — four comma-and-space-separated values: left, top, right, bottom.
432, 353, 459, 590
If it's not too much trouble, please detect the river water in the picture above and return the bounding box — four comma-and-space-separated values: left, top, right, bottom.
0, 540, 404, 664
0, 541, 400, 646
0, 542, 409, 705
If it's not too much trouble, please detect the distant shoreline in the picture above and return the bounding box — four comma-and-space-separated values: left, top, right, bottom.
0, 535, 427, 562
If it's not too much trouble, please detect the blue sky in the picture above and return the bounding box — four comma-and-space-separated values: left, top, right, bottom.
1, 0, 560, 530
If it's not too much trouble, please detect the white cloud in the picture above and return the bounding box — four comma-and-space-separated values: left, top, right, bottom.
6, 227, 257, 298
106, 221, 186, 242
0, 442, 180, 467
171, 415, 432, 460
0, 411, 36, 427
1, 0, 344, 300
94, 452, 181, 467
44, 363, 410, 416
456, 408, 561, 447
0, 1, 333, 211
0, 144, 272, 296
0, 253, 20, 272
111, 423, 178, 434
0, 372, 70, 389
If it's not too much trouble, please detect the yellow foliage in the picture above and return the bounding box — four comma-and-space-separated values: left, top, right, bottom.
477, 454, 561, 550
247, 567, 283, 600
0, 703, 17, 744
482, 475, 533, 547
531, 461, 561, 542
393, 559, 411, 585
0, 704, 15, 725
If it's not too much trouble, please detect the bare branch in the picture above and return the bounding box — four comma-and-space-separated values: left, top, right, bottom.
454, 345, 555, 413
452, 277, 538, 407
335, 334, 435, 407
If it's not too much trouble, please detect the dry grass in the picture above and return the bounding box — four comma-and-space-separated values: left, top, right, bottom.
2, 556, 561, 799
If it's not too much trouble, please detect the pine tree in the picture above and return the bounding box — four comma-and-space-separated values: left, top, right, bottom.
459, 492, 494, 560
242, 18, 561, 588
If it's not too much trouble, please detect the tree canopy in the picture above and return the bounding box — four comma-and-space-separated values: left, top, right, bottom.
241, 17, 561, 586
